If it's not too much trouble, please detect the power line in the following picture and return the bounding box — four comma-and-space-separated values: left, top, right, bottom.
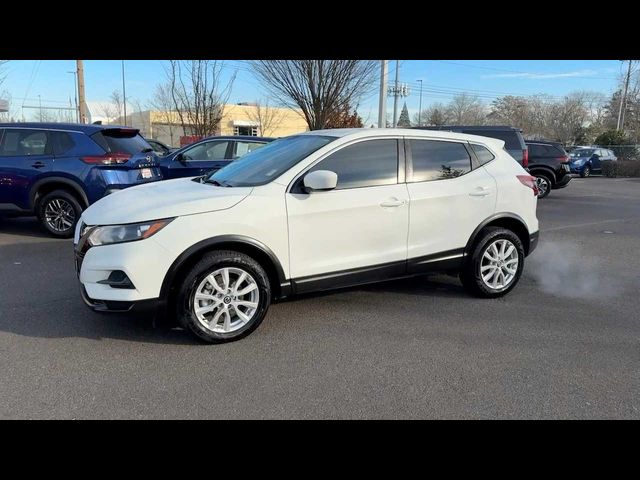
434, 60, 620, 80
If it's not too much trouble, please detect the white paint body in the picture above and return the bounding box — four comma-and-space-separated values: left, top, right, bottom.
76, 128, 538, 302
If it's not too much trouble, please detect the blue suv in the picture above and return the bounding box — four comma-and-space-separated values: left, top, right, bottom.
0, 123, 162, 237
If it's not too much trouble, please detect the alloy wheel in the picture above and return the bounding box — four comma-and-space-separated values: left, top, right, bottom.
192, 267, 260, 333
480, 239, 519, 290
44, 198, 76, 233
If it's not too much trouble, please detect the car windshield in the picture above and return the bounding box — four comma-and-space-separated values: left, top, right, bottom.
205, 135, 336, 187
571, 149, 594, 157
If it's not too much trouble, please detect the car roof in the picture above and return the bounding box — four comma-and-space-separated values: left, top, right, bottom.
414, 125, 523, 132
525, 139, 563, 146
0, 122, 138, 134
201, 135, 275, 142
297, 128, 507, 148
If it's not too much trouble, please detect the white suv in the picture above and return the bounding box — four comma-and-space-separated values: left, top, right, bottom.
74, 129, 539, 343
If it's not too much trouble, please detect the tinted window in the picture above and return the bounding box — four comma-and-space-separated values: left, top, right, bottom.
183, 140, 230, 161
470, 144, 495, 166
410, 140, 472, 182
0, 129, 48, 156
235, 141, 266, 158
309, 139, 398, 189
50, 131, 75, 155
462, 130, 522, 150
527, 144, 546, 156
571, 148, 594, 157
209, 135, 336, 187
91, 129, 151, 155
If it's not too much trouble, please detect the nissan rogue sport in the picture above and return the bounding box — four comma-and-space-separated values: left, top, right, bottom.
74, 129, 539, 343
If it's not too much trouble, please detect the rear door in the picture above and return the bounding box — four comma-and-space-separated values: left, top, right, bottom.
405, 138, 496, 271
233, 140, 267, 159
0, 128, 53, 209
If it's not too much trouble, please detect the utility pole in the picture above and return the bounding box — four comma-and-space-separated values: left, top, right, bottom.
68, 70, 79, 122
121, 60, 127, 126
77, 60, 88, 124
38, 95, 42, 121
417, 79, 423, 126
378, 60, 388, 128
392, 60, 400, 127
617, 60, 632, 131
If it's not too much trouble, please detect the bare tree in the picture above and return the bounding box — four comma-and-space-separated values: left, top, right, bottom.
167, 60, 235, 137
149, 82, 178, 145
249, 60, 378, 130
0, 60, 8, 88
110, 90, 123, 122
130, 98, 150, 136
246, 99, 285, 136
446, 93, 486, 125
413, 102, 451, 126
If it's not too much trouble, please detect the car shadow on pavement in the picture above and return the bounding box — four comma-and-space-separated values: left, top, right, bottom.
0, 217, 53, 239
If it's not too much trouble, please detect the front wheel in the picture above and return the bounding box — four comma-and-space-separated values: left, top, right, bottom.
580, 165, 591, 178
176, 250, 271, 343
460, 227, 525, 298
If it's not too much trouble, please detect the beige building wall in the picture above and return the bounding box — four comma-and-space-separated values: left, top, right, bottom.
114, 104, 308, 146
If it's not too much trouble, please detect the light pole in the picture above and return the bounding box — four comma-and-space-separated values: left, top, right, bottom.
67, 70, 79, 122
378, 60, 388, 128
392, 60, 400, 127
121, 60, 127, 126
38, 95, 42, 121
417, 79, 423, 126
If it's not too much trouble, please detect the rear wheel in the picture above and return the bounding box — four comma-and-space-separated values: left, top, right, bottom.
176, 250, 271, 343
460, 227, 525, 298
533, 173, 552, 199
38, 190, 82, 238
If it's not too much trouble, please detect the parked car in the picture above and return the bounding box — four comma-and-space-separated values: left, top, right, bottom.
159, 135, 274, 179
524, 140, 572, 199
74, 128, 539, 343
0, 123, 161, 238
414, 125, 529, 167
569, 147, 617, 177
146, 139, 177, 157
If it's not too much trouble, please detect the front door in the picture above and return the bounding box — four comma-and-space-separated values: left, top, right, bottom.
286, 138, 409, 292
169, 140, 232, 178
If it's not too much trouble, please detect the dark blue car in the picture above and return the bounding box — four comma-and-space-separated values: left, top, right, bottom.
569, 147, 617, 177
159, 135, 274, 179
0, 122, 161, 237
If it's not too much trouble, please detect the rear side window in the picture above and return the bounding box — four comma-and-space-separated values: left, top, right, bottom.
410, 139, 472, 182
470, 144, 495, 166
464, 130, 522, 150
235, 141, 266, 157
310, 139, 398, 189
91, 129, 151, 155
50, 131, 76, 155
0, 129, 49, 156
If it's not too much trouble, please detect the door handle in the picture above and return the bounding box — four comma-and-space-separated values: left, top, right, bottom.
380, 198, 406, 208
32, 161, 46, 169
469, 187, 491, 197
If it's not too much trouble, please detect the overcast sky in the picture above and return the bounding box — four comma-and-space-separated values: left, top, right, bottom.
0, 60, 624, 123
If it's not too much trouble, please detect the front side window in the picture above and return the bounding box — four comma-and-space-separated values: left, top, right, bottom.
308, 139, 398, 190
183, 141, 230, 162
410, 139, 472, 182
0, 129, 48, 156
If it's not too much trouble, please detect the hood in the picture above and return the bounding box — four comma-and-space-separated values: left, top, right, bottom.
82, 177, 252, 225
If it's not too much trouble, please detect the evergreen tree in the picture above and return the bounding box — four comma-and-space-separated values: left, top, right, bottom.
397, 102, 411, 127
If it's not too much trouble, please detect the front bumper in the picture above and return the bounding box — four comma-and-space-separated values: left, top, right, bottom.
80, 285, 160, 314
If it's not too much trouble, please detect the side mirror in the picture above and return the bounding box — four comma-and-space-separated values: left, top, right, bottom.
303, 170, 338, 192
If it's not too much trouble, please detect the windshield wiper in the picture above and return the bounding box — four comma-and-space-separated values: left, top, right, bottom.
203, 178, 231, 187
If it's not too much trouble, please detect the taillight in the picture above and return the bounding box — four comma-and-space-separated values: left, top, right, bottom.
517, 174, 539, 196
557, 155, 569, 163
81, 152, 131, 165
522, 148, 529, 167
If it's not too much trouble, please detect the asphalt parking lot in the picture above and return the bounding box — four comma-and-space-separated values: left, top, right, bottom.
1, 176, 639, 419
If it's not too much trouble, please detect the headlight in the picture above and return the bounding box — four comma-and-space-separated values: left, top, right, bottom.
573, 158, 585, 165
87, 218, 174, 246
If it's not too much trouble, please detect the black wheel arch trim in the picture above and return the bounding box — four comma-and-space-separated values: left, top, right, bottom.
158, 235, 289, 308
528, 166, 557, 184
464, 213, 532, 257
30, 176, 89, 209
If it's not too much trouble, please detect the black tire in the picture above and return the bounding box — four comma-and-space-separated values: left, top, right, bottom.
533, 173, 552, 199
460, 227, 525, 298
580, 165, 591, 178
176, 250, 271, 343
38, 190, 83, 238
